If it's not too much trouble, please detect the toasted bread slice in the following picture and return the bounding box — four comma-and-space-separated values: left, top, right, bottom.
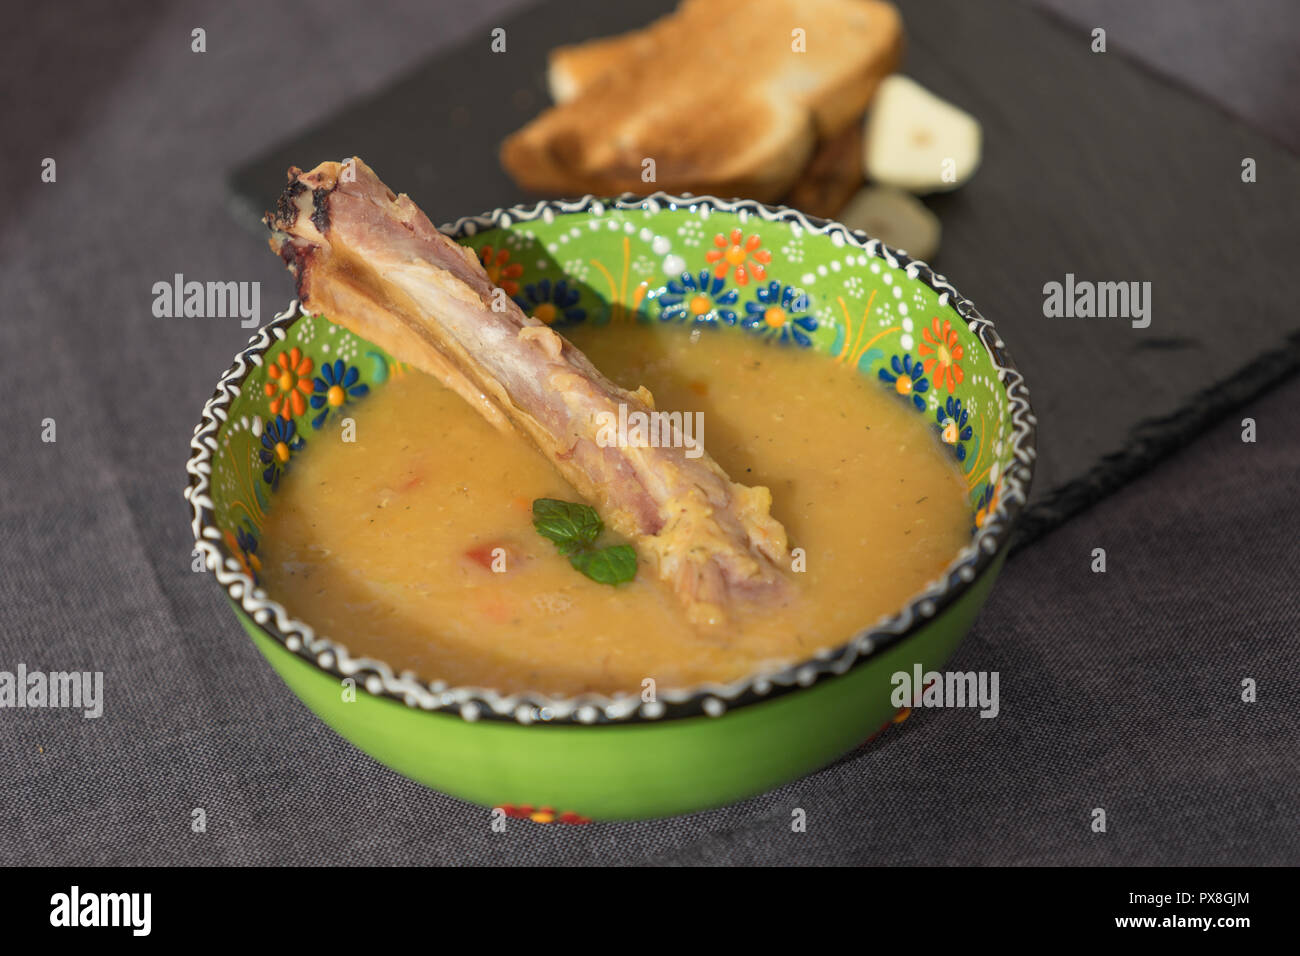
782, 116, 865, 218
504, 0, 902, 202
548, 0, 725, 104
506, 62, 817, 201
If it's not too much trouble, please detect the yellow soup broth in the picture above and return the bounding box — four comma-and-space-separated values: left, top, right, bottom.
259, 323, 972, 696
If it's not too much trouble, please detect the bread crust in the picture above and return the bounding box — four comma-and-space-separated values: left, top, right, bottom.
503, 0, 902, 202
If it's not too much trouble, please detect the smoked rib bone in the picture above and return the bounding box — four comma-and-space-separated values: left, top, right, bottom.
265, 157, 791, 623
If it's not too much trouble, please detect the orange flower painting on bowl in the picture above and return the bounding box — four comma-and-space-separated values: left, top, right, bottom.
918, 317, 965, 393
264, 347, 315, 419
479, 245, 525, 297
706, 229, 772, 286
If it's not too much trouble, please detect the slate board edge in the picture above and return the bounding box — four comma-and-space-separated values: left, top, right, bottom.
1010, 328, 1300, 552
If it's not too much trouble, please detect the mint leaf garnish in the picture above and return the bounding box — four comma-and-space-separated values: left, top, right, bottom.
568, 544, 637, 586
532, 498, 603, 555
532, 498, 637, 585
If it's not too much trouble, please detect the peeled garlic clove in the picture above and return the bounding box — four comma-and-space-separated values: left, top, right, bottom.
839, 185, 942, 261
864, 75, 982, 193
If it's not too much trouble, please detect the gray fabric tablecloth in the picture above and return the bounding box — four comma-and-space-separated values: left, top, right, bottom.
1, 0, 1296, 865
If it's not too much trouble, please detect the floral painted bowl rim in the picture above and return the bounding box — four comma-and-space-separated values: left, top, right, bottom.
186, 191, 1037, 726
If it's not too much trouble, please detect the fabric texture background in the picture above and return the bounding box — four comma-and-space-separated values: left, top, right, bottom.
0, 0, 1295, 865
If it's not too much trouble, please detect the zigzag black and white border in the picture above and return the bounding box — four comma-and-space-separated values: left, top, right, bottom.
185, 192, 1037, 725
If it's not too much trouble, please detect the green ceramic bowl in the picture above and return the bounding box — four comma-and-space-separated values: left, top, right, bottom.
186, 193, 1036, 822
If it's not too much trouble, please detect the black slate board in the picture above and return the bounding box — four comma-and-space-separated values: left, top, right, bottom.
229, 0, 1300, 550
